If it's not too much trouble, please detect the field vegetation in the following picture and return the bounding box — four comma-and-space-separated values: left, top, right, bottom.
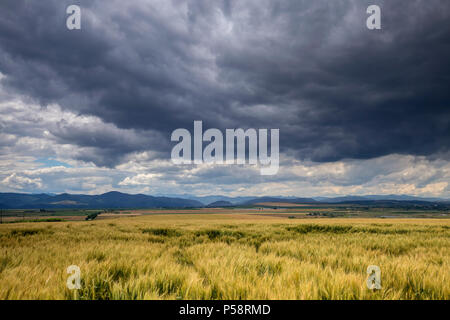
0, 214, 448, 299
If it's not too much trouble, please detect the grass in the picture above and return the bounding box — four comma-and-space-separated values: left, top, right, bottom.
4, 218, 64, 224
0, 214, 448, 299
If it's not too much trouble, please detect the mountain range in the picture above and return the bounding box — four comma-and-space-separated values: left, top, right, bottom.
0, 191, 202, 209
0, 192, 448, 209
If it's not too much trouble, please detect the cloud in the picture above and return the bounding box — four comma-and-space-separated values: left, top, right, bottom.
1, 144, 449, 197
0, 1, 449, 197
118, 173, 162, 186
0, 0, 448, 166
0, 98, 166, 167
2, 173, 43, 190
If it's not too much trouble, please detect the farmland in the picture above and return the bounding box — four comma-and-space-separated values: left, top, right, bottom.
0, 209, 449, 300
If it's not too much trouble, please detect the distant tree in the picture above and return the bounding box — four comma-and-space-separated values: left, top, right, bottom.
85, 212, 101, 221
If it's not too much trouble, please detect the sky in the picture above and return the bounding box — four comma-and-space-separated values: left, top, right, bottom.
0, 0, 449, 197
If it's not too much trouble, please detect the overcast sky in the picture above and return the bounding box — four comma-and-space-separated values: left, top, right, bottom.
0, 0, 449, 197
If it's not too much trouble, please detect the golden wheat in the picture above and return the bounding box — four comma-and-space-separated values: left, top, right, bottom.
0, 215, 448, 299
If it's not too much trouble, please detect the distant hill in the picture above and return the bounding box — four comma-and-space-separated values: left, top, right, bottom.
206, 200, 234, 207
332, 199, 449, 208
313, 196, 369, 203
314, 194, 449, 203
244, 197, 318, 205
0, 191, 203, 209
161, 194, 256, 205
1, 192, 448, 210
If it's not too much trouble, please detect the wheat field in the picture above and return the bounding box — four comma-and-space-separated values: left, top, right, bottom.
0, 214, 449, 300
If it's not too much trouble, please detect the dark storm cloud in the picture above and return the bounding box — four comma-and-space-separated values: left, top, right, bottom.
0, 0, 449, 166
